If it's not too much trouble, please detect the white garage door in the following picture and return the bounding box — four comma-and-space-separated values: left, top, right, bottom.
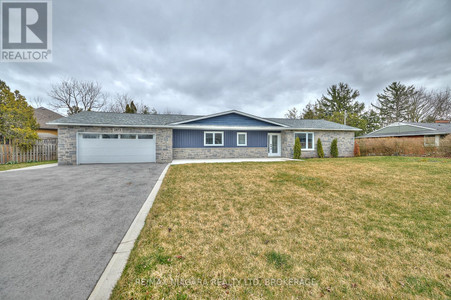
78, 133, 156, 164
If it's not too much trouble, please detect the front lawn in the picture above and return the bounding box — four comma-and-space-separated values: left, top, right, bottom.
112, 157, 451, 299
0, 160, 57, 171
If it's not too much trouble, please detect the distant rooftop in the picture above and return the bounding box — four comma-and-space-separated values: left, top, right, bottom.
358, 122, 451, 138
34, 107, 63, 130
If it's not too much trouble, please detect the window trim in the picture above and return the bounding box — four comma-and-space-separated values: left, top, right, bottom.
237, 132, 247, 146
294, 132, 315, 151
204, 131, 224, 146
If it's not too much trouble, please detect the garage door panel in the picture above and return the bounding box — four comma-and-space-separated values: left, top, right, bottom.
78, 134, 156, 164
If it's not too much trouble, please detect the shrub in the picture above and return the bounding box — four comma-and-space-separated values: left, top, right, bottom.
317, 138, 324, 158
357, 137, 432, 156
438, 135, 451, 157
354, 141, 361, 157
293, 137, 301, 159
330, 138, 339, 158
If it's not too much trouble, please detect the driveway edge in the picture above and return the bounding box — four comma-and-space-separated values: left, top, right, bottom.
88, 164, 171, 300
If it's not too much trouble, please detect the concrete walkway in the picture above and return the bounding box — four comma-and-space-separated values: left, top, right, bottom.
171, 157, 294, 165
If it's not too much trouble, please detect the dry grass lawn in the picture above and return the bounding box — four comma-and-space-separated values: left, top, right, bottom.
111, 157, 451, 299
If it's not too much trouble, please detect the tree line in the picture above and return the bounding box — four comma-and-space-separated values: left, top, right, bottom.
47, 78, 161, 115
286, 82, 451, 135
0, 78, 177, 147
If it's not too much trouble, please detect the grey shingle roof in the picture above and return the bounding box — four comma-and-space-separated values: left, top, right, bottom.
358, 122, 451, 138
267, 118, 361, 131
34, 107, 63, 129
49, 111, 200, 126
49, 111, 361, 131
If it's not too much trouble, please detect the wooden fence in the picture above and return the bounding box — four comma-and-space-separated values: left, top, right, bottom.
0, 139, 57, 164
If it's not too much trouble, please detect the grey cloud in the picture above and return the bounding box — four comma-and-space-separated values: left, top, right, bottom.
1, 0, 450, 117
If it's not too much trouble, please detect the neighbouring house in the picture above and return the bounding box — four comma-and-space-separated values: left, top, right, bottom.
34, 107, 63, 139
48, 110, 360, 165
357, 121, 451, 147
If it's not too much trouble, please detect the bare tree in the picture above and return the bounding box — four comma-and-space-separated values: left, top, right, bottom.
48, 78, 105, 115
162, 108, 182, 115
285, 107, 300, 119
29, 96, 45, 108
407, 87, 434, 122
430, 87, 451, 120
104, 93, 134, 113
103, 93, 157, 114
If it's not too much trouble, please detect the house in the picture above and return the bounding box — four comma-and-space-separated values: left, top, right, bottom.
33, 107, 63, 139
357, 121, 451, 147
48, 110, 360, 165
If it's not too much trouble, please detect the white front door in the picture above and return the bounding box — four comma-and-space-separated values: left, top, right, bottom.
267, 133, 281, 156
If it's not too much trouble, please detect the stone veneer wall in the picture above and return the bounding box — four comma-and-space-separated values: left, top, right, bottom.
173, 147, 267, 159
57, 126, 172, 165
281, 130, 355, 158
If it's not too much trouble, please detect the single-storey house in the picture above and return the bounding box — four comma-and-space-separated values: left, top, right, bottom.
48, 110, 360, 165
33, 107, 63, 139
357, 121, 451, 146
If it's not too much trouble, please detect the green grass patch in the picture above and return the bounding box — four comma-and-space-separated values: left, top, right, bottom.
0, 160, 57, 171
265, 251, 292, 270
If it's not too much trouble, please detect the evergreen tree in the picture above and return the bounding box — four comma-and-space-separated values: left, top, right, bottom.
330, 138, 339, 158
0, 80, 39, 147
317, 138, 324, 158
372, 82, 415, 125
293, 137, 301, 159
318, 82, 364, 116
125, 101, 138, 114
362, 109, 382, 134
130, 101, 137, 113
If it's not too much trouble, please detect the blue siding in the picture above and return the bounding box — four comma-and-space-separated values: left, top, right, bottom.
173, 130, 276, 148
184, 113, 278, 127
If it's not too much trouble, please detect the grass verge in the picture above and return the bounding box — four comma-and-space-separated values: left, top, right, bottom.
0, 160, 57, 171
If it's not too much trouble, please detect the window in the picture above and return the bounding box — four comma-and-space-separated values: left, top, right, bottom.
204, 131, 224, 146
138, 134, 154, 139
82, 134, 99, 139
237, 132, 247, 146
294, 132, 314, 150
120, 134, 137, 139
102, 134, 119, 139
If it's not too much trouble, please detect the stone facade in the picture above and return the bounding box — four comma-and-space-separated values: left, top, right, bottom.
173, 147, 268, 159
57, 126, 172, 165
281, 130, 355, 158
57, 125, 355, 164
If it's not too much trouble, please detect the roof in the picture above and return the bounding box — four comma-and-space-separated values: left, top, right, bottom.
49, 111, 199, 127
358, 122, 451, 138
34, 107, 63, 130
267, 118, 361, 131
48, 110, 361, 131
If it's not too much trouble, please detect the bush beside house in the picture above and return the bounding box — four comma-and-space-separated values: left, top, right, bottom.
354, 141, 361, 157
293, 137, 301, 159
330, 138, 338, 158
317, 138, 324, 158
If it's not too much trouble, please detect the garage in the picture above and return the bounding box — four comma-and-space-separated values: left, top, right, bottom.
77, 133, 156, 164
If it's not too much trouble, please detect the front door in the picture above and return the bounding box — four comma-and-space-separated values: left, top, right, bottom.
267, 133, 281, 156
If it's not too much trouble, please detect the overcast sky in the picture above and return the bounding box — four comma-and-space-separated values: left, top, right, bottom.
2, 0, 451, 117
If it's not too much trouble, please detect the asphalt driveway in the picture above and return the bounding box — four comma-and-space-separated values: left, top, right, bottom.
0, 163, 167, 300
